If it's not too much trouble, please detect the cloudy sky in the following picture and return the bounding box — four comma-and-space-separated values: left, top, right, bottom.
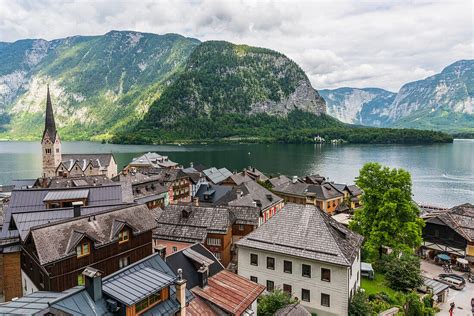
0, 0, 472, 91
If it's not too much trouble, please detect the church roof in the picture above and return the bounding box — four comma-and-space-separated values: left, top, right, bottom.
43, 86, 57, 142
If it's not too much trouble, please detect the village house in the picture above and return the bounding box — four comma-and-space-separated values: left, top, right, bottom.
113, 170, 169, 209
0, 184, 127, 302
272, 178, 344, 214
166, 243, 265, 315
40, 87, 117, 179
237, 203, 364, 316
21, 204, 158, 293
153, 204, 260, 267
0, 252, 191, 315
217, 180, 285, 226
202, 167, 233, 185
420, 203, 474, 264
138, 169, 192, 204
125, 152, 179, 170
242, 166, 269, 182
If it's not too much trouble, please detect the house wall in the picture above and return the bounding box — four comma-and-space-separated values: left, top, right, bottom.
153, 239, 194, 257
0, 251, 22, 301
107, 158, 118, 178
237, 247, 351, 316
23, 231, 153, 292
205, 229, 232, 267
21, 269, 38, 296
423, 222, 467, 250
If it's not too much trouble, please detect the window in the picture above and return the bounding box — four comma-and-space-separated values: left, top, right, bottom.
135, 291, 163, 313
56, 148, 60, 153
118, 229, 129, 243
250, 276, 258, 283
239, 224, 245, 231
250, 253, 258, 266
283, 260, 292, 274
302, 289, 310, 302
119, 256, 129, 269
283, 284, 292, 294
207, 238, 221, 246
172, 246, 178, 252
266, 280, 274, 291
78, 273, 85, 286
45, 148, 51, 154
321, 293, 330, 307
76, 242, 90, 257
321, 268, 331, 282
302, 264, 311, 278
267, 257, 275, 270
213, 252, 222, 260
39, 273, 45, 287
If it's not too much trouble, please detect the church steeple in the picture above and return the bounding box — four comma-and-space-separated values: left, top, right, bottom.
41, 85, 62, 178
43, 85, 57, 141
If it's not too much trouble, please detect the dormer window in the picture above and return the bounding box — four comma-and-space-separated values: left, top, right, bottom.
119, 229, 129, 243
76, 242, 90, 258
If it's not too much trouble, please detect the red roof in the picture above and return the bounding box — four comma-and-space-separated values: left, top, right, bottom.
192, 270, 265, 315
187, 296, 217, 316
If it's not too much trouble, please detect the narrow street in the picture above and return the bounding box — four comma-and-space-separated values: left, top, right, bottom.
421, 260, 473, 316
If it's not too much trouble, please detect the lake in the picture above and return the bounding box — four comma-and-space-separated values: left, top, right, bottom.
0, 140, 473, 208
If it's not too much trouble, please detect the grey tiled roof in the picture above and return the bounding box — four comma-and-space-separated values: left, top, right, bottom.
30, 204, 159, 265
425, 203, 474, 242
229, 172, 253, 185
267, 175, 290, 188
154, 205, 233, 243
237, 204, 363, 266
0, 289, 75, 315
202, 167, 232, 184
195, 184, 232, 204
273, 181, 343, 200
62, 153, 115, 169
129, 152, 179, 169
218, 181, 283, 211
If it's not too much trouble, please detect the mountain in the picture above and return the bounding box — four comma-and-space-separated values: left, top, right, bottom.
0, 31, 200, 139
116, 40, 329, 143
320, 88, 396, 126
389, 60, 473, 133
321, 60, 473, 133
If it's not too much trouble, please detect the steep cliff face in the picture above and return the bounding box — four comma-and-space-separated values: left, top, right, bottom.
0, 31, 200, 138
388, 60, 473, 132
320, 87, 395, 126
321, 60, 473, 133
143, 40, 326, 127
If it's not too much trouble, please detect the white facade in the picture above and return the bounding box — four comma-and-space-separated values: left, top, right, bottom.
237, 247, 361, 316
21, 270, 38, 297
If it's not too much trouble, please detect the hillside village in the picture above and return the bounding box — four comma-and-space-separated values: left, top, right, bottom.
0, 89, 472, 315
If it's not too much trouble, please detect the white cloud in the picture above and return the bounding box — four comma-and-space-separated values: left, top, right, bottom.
0, 0, 472, 91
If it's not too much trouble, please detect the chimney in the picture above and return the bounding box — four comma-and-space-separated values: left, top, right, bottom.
175, 268, 187, 316
197, 265, 208, 288
190, 162, 194, 168
292, 176, 298, 184
83, 267, 102, 302
73, 201, 83, 217
194, 197, 199, 207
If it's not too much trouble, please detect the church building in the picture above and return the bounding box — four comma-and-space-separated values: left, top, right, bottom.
41, 87, 118, 179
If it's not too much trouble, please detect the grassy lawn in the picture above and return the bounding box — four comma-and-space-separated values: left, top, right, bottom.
361, 273, 398, 297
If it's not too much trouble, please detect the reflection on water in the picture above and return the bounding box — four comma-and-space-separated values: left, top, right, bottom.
0, 140, 473, 207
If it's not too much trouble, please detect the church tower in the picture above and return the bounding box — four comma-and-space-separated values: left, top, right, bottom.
41, 86, 62, 178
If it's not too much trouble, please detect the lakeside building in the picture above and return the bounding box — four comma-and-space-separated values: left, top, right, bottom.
41, 87, 117, 179
236, 203, 363, 316
272, 178, 344, 214
0, 183, 127, 302
166, 243, 265, 315
420, 203, 474, 263
125, 152, 179, 170
0, 252, 191, 315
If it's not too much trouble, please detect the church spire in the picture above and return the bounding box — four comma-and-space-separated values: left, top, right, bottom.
43, 85, 57, 141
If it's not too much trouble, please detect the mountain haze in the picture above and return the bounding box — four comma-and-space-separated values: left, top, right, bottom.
321, 60, 473, 133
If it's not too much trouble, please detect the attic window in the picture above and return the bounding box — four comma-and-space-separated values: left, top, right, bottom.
76, 242, 90, 258
266, 194, 273, 201
118, 229, 129, 244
